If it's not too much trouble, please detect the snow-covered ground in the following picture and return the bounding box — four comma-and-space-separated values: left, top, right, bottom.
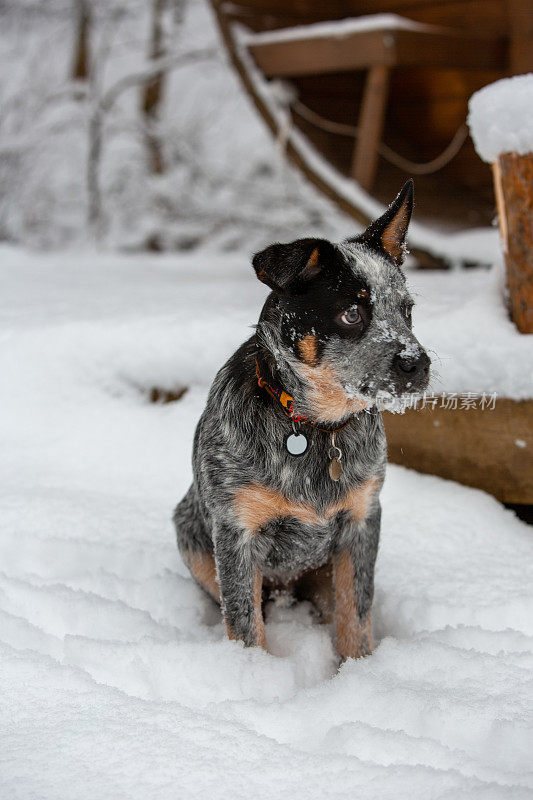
1, 246, 533, 799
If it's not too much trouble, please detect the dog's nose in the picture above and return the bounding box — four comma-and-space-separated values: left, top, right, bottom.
393, 351, 430, 379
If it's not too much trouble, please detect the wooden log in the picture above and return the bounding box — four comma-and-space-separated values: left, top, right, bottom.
384, 398, 533, 504
492, 153, 533, 334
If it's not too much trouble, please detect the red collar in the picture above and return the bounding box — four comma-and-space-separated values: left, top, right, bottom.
255, 359, 354, 434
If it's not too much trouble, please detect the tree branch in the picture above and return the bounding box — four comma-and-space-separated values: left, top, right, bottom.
101, 46, 218, 111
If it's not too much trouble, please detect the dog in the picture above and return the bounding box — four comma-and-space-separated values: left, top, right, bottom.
173, 180, 430, 660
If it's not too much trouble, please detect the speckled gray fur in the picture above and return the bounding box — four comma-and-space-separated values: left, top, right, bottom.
173, 183, 429, 653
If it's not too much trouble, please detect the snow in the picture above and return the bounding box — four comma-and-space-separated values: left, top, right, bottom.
0, 1, 350, 251
468, 74, 533, 163
1, 246, 533, 799
243, 14, 431, 46
408, 264, 533, 399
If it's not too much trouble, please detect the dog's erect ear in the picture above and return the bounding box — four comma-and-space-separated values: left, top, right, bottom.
252, 238, 336, 293
357, 180, 414, 266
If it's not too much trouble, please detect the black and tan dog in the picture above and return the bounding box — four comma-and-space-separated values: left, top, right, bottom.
173, 180, 430, 660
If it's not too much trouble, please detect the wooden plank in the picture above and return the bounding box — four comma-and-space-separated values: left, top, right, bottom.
350, 0, 507, 34
248, 26, 507, 78
216, 0, 506, 34
384, 399, 533, 504
351, 64, 389, 189
249, 29, 392, 76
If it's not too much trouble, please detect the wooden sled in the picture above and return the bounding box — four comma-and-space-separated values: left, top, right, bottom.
210, 0, 532, 267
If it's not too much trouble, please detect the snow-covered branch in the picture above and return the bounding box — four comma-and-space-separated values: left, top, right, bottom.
100, 46, 218, 111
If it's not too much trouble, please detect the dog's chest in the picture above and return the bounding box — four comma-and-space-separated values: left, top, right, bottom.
233, 464, 380, 577
253, 515, 335, 579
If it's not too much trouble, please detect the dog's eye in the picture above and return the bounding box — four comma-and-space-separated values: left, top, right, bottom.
339, 307, 362, 326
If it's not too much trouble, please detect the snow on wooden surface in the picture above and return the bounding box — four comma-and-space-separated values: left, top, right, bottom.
1, 246, 532, 799
468, 74, 533, 163
243, 13, 432, 46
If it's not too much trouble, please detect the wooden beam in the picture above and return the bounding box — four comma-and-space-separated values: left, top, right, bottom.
249, 29, 392, 76
384, 399, 533, 504
248, 26, 507, 78
351, 64, 389, 190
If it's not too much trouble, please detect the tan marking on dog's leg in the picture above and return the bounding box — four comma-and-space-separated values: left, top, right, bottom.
294, 563, 334, 623
297, 334, 318, 367
233, 483, 320, 534
343, 477, 381, 524
185, 550, 221, 603
345, 476, 379, 524
225, 567, 266, 649
253, 568, 266, 649
225, 620, 238, 642
333, 550, 373, 660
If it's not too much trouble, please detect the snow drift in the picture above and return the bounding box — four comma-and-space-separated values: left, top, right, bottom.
1, 247, 532, 799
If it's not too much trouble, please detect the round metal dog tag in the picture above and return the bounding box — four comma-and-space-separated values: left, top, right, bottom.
286, 432, 308, 456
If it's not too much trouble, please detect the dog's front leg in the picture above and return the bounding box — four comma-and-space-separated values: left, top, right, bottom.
215, 523, 266, 649
333, 504, 381, 660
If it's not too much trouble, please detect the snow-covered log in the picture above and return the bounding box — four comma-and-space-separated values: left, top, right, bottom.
469, 75, 533, 334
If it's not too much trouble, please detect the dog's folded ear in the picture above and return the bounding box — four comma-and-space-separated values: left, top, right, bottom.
252, 238, 336, 293
355, 179, 414, 266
